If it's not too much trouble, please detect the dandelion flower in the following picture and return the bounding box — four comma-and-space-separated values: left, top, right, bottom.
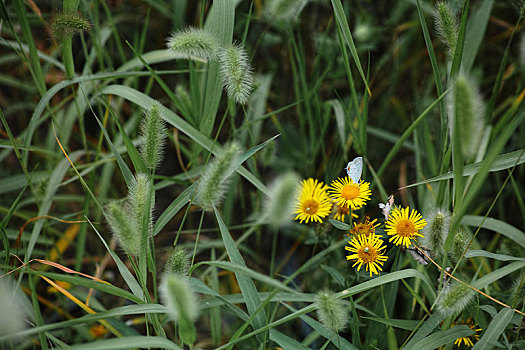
294, 178, 332, 224
328, 177, 371, 210
349, 216, 380, 237
452, 317, 482, 347
333, 203, 358, 222
345, 234, 388, 277
385, 206, 427, 248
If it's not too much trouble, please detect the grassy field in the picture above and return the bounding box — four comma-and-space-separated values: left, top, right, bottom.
1, 0, 525, 349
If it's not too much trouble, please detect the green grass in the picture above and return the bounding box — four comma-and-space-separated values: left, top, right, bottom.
1, 0, 525, 349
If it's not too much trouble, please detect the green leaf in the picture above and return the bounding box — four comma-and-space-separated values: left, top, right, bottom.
404, 149, 525, 189
87, 217, 144, 300
192, 260, 295, 293
449, 0, 470, 78
462, 0, 494, 73
200, 0, 235, 136
270, 330, 313, 350
283, 303, 358, 350
330, 0, 370, 96
212, 207, 267, 342
472, 307, 514, 349
62, 336, 182, 350
376, 89, 448, 178
404, 312, 445, 350
362, 317, 419, 331
34, 271, 142, 304
465, 250, 525, 262
329, 219, 351, 231
411, 326, 474, 350
97, 85, 270, 196
25, 151, 84, 262
0, 304, 167, 342
116, 50, 206, 72
92, 113, 134, 187
154, 182, 198, 235
109, 110, 148, 175
216, 269, 436, 350
472, 261, 525, 290
461, 215, 525, 248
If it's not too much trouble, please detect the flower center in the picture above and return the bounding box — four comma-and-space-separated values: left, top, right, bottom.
358, 245, 378, 263
351, 223, 369, 236
396, 219, 415, 237
302, 198, 319, 215
338, 205, 350, 215
341, 184, 360, 200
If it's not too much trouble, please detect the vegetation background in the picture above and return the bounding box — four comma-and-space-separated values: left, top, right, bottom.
1, 0, 525, 349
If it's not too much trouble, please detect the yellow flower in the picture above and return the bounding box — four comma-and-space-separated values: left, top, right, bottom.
453, 317, 481, 347
385, 206, 427, 248
294, 178, 332, 224
349, 216, 380, 237
89, 324, 108, 339
345, 234, 388, 277
328, 177, 371, 210
333, 203, 358, 222
46, 280, 72, 294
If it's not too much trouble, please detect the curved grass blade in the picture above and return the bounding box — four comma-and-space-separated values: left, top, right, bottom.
24, 151, 84, 263
22, 71, 179, 167
472, 261, 525, 290
331, 0, 371, 96
116, 50, 205, 72
92, 112, 134, 186
153, 182, 198, 236
462, 215, 525, 249
216, 269, 435, 349
86, 217, 144, 300
0, 304, 167, 342
472, 307, 514, 349
200, 0, 235, 136
462, 0, 494, 73
449, 0, 470, 78
98, 85, 270, 195
465, 250, 525, 262
376, 90, 449, 178
410, 325, 473, 350
212, 206, 267, 343
62, 336, 182, 350
191, 260, 295, 293
403, 149, 525, 189
404, 312, 445, 350
283, 303, 358, 350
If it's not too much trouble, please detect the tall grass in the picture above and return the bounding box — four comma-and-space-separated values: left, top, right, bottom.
1, 0, 524, 349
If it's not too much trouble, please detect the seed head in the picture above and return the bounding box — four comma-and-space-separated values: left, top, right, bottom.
195, 142, 242, 211
434, 2, 458, 57
436, 281, 475, 317
315, 289, 348, 333
263, 172, 301, 228
421, 209, 451, 257
166, 27, 219, 60
448, 74, 485, 160
105, 200, 140, 256
164, 247, 190, 276
218, 44, 254, 104
49, 10, 91, 42
140, 102, 167, 171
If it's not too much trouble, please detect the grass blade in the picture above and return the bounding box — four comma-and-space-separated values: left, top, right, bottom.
472, 307, 514, 349
98, 84, 270, 195
212, 206, 267, 343
331, 0, 371, 96
200, 0, 235, 136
